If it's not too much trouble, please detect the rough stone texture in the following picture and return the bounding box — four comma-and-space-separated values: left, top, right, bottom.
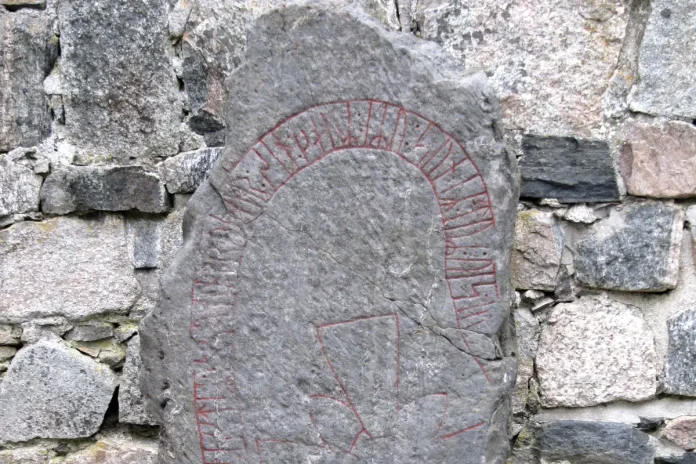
0, 446, 52, 463
160, 147, 222, 194
575, 201, 683, 292
61, 432, 158, 464
0, 215, 140, 322
127, 218, 162, 269
560, 204, 598, 224
619, 120, 696, 198
57, 0, 181, 161
520, 135, 620, 203
628, 0, 696, 119
141, 5, 518, 463
407, 0, 629, 137
512, 308, 539, 415
119, 335, 156, 425
537, 421, 654, 464
71, 339, 126, 368
511, 210, 563, 291
64, 322, 114, 342
664, 416, 696, 451
40, 166, 170, 215
0, 7, 56, 152
0, 325, 21, 346
0, 155, 42, 220
0, 340, 117, 441
536, 296, 657, 408
665, 308, 696, 396
0, 346, 16, 362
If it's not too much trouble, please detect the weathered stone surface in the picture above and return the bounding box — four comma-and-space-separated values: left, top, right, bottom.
40, 166, 169, 215
0, 7, 56, 152
119, 335, 156, 425
538, 421, 654, 464
0, 446, 52, 463
127, 218, 162, 269
511, 210, 563, 291
666, 308, 696, 396
512, 308, 539, 415
62, 432, 158, 464
0, 325, 21, 346
141, 4, 518, 463
619, 120, 696, 199
536, 296, 657, 407
71, 339, 126, 368
628, 0, 696, 119
0, 155, 42, 221
0, 215, 140, 322
406, 0, 629, 137
0, 341, 117, 441
520, 135, 620, 203
0, 346, 16, 362
57, 0, 180, 161
160, 147, 222, 194
559, 204, 598, 225
65, 322, 114, 342
664, 416, 696, 451
575, 201, 683, 292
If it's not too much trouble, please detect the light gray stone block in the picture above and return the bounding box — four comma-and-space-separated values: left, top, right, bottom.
511, 210, 563, 291
160, 147, 222, 194
0, 341, 117, 441
666, 308, 696, 397
0, 215, 140, 322
119, 335, 156, 426
0, 155, 42, 220
536, 296, 657, 408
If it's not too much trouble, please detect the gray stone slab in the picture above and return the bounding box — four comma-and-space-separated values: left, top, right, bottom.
0, 155, 42, 219
657, 454, 696, 464
666, 308, 696, 396
0, 340, 117, 442
511, 210, 563, 291
159, 147, 222, 194
119, 335, 156, 425
57, 0, 181, 161
574, 201, 683, 292
64, 322, 114, 342
141, 4, 518, 464
538, 421, 654, 464
41, 166, 169, 215
127, 218, 162, 269
0, 215, 140, 322
0, 325, 21, 346
520, 135, 619, 203
0, 7, 56, 152
628, 0, 696, 119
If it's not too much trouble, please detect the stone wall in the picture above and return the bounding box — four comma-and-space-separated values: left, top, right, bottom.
0, 0, 694, 462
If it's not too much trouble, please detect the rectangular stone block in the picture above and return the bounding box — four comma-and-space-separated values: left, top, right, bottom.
0, 215, 140, 322
520, 135, 620, 203
0, 155, 42, 219
57, 0, 181, 160
511, 210, 563, 291
665, 308, 696, 397
0, 7, 56, 152
619, 120, 696, 198
40, 166, 169, 215
628, 0, 696, 119
574, 201, 683, 292
140, 4, 519, 464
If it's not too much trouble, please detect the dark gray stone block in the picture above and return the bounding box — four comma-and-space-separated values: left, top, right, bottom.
141, 4, 518, 464
574, 201, 683, 292
520, 135, 620, 203
40, 166, 169, 215
657, 454, 696, 464
539, 421, 654, 464
665, 308, 696, 396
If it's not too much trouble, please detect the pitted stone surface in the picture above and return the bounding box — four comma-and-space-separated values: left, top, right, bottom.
520, 135, 620, 203
0, 215, 140, 322
141, 5, 518, 464
119, 335, 156, 425
41, 166, 169, 215
0, 7, 56, 152
574, 201, 683, 292
0, 340, 117, 441
665, 308, 696, 396
511, 210, 563, 291
536, 296, 657, 408
538, 421, 654, 464
628, 0, 696, 119
57, 0, 181, 160
620, 120, 696, 198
